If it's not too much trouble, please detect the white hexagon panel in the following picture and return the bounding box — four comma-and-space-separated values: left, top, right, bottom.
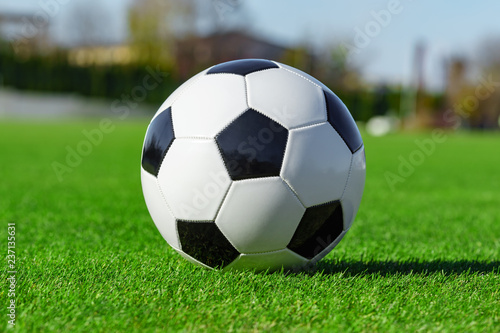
171, 73, 248, 138
246, 67, 327, 129
281, 122, 352, 208
151, 69, 209, 123
216, 177, 305, 253
157, 139, 231, 221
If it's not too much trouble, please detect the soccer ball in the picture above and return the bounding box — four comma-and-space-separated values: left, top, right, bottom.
141, 59, 366, 271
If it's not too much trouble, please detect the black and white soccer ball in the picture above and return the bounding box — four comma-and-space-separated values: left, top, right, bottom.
141, 59, 366, 271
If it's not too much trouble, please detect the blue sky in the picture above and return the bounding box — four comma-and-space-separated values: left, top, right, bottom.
1, 0, 500, 90
243, 0, 500, 89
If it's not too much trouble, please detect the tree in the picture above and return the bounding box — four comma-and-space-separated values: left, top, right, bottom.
127, 0, 196, 65
475, 37, 500, 128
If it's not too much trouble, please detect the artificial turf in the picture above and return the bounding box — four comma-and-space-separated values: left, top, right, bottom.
1, 120, 499, 332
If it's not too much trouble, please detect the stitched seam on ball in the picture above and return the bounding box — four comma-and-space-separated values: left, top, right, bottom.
242, 248, 293, 256
309, 231, 346, 261
214, 127, 251, 183
352, 142, 364, 154
171, 73, 246, 139
162, 140, 229, 223
166, 70, 207, 119
155, 110, 176, 174
212, 169, 233, 220
213, 187, 244, 253
244, 67, 280, 76
323, 91, 361, 154
280, 131, 289, 180
155, 173, 175, 217
174, 136, 213, 141
245, 73, 290, 131
328, 119, 355, 154
341, 153, 355, 200
244, 75, 250, 108
176, 219, 214, 223
210, 74, 250, 138
179, 250, 215, 270
310, 199, 341, 209
233, 174, 282, 182
247, 68, 327, 131
281, 177, 306, 209
251, 108, 289, 131
330, 120, 349, 147
290, 120, 327, 132
214, 139, 231, 180
280, 136, 307, 207
214, 107, 288, 182
216, 107, 249, 139
154, 176, 181, 247
229, 176, 281, 185
280, 66, 322, 89
205, 72, 249, 77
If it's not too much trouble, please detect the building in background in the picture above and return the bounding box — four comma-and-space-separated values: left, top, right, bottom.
0, 12, 53, 57
174, 31, 289, 79
443, 58, 500, 129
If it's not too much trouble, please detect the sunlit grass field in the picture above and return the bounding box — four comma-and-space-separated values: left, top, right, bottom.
1, 120, 499, 332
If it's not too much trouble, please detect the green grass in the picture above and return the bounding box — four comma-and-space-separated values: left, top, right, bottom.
1, 120, 499, 332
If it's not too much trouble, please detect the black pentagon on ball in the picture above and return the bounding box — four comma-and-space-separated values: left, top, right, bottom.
177, 220, 239, 268
323, 89, 363, 153
207, 59, 279, 76
216, 109, 288, 181
142, 107, 175, 177
287, 201, 344, 260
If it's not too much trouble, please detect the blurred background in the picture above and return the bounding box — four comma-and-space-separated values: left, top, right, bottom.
1, 0, 500, 131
